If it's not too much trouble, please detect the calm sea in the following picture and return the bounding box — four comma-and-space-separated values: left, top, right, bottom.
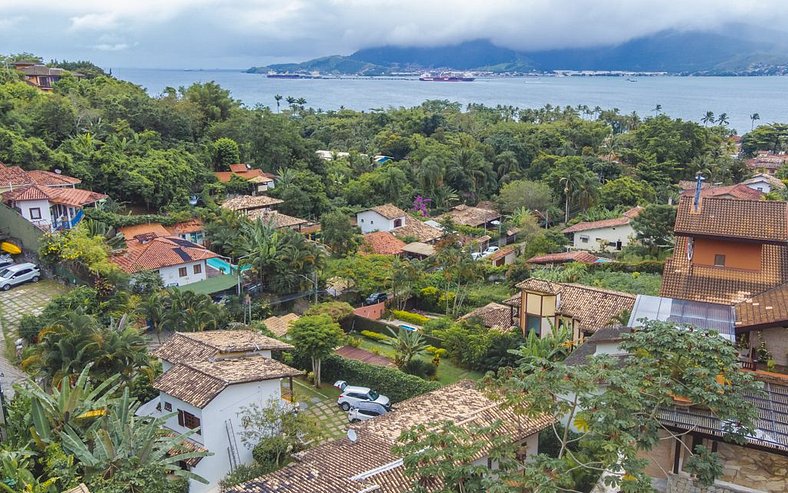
113, 68, 788, 133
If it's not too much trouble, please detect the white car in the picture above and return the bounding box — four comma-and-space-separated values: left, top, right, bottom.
0, 263, 40, 291
470, 252, 484, 261
347, 401, 389, 422
334, 380, 391, 412
482, 246, 500, 257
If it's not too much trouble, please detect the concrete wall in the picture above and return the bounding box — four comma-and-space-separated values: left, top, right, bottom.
693, 239, 762, 271
0, 203, 43, 251
751, 328, 788, 367
159, 260, 208, 287
571, 224, 636, 252
354, 301, 386, 320
357, 210, 401, 234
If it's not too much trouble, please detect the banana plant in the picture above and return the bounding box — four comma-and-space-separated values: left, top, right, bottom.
0, 449, 58, 493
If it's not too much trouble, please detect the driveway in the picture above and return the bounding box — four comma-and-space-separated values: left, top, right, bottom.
292, 379, 348, 442
0, 280, 69, 398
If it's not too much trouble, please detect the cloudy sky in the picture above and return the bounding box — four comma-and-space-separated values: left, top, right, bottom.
1, 1, 786, 68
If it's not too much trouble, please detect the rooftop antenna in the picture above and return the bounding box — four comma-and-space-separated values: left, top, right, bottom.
693, 173, 706, 212
347, 429, 358, 443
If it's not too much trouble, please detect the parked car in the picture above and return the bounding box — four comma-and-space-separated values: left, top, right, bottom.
347, 401, 389, 422
482, 246, 500, 257
334, 380, 391, 411
0, 263, 40, 291
364, 292, 388, 305
0, 254, 13, 269
470, 252, 484, 261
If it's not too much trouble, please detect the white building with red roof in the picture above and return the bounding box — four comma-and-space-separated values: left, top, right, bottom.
562, 207, 642, 252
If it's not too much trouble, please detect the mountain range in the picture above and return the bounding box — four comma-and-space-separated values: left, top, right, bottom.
249, 28, 788, 75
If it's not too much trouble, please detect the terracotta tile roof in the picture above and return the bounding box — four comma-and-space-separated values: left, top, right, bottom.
742, 174, 786, 190
562, 207, 642, 234
401, 241, 435, 257
110, 236, 217, 273
513, 279, 635, 332
369, 203, 407, 220
674, 196, 788, 242
118, 223, 171, 239
487, 244, 516, 262
215, 167, 274, 184
527, 250, 600, 265
221, 195, 283, 212
0, 163, 33, 188
661, 238, 788, 305
167, 218, 204, 235
262, 314, 300, 337
361, 231, 406, 255
247, 209, 308, 229
460, 302, 514, 330
2, 184, 105, 206
26, 169, 81, 187
735, 283, 788, 331
154, 330, 293, 364
391, 218, 444, 243
746, 153, 788, 171
230, 381, 554, 493
679, 183, 763, 201
440, 204, 500, 227
2, 184, 52, 201
154, 356, 302, 408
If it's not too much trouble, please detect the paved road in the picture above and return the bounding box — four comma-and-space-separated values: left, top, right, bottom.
0, 280, 68, 399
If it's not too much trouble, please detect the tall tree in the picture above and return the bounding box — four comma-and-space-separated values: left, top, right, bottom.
320, 210, 361, 257
289, 315, 345, 387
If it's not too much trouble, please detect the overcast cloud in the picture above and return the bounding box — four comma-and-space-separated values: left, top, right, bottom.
0, 0, 786, 68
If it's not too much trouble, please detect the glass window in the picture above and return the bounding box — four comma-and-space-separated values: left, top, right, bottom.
178, 267, 187, 277
526, 315, 541, 336
193, 264, 202, 275
714, 254, 726, 267
178, 410, 201, 434
29, 207, 42, 220
164, 401, 172, 411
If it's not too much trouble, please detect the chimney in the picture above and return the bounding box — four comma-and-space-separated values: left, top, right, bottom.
693, 173, 706, 212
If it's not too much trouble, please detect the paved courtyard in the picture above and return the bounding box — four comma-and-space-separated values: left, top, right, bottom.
0, 280, 69, 398
293, 379, 348, 442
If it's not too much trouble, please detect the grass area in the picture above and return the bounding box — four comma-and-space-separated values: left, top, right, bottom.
463, 282, 515, 311
293, 377, 341, 402
175, 274, 238, 295
356, 338, 484, 385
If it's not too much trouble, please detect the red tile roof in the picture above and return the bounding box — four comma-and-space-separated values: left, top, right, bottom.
440, 204, 500, 227
361, 231, 406, 255
368, 203, 407, 220
735, 283, 788, 331
0, 163, 33, 187
167, 219, 204, 235
119, 223, 171, 239
110, 236, 218, 273
2, 184, 106, 206
215, 165, 274, 183
562, 207, 642, 234
460, 302, 514, 330
27, 170, 81, 187
679, 183, 763, 201
673, 196, 788, 243
527, 250, 600, 265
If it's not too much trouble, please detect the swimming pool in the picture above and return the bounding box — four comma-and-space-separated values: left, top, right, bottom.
207, 258, 252, 275
399, 324, 418, 332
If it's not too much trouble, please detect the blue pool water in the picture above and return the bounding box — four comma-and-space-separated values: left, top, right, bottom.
207, 258, 252, 275
399, 324, 418, 332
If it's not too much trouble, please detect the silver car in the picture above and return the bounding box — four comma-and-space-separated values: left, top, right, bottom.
0, 263, 40, 291
334, 380, 391, 412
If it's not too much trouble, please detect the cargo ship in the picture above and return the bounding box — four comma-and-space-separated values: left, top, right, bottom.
418, 72, 475, 82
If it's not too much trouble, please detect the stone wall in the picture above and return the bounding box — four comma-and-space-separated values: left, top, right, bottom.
716, 443, 788, 492
667, 474, 752, 493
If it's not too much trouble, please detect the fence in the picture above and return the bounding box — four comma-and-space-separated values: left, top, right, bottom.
0, 203, 43, 252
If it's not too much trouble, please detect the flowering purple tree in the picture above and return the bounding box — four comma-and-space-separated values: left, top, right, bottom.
412, 196, 431, 217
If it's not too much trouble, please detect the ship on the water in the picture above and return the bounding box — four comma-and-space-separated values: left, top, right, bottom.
419, 72, 475, 82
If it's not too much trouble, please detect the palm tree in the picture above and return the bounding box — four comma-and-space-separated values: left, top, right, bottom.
652, 104, 662, 116
136, 292, 165, 342
750, 112, 760, 130
274, 94, 282, 113
701, 111, 715, 126
234, 220, 289, 287
386, 327, 428, 367
163, 289, 226, 332
717, 113, 729, 126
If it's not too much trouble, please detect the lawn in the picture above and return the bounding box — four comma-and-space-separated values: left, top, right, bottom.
355, 338, 484, 385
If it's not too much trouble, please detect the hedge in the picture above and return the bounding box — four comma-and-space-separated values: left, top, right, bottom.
320, 354, 441, 403
587, 260, 664, 274
85, 209, 194, 228
360, 330, 390, 342
390, 309, 429, 325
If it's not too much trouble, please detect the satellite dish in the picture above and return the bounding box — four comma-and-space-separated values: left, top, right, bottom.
189, 195, 199, 206
347, 429, 358, 443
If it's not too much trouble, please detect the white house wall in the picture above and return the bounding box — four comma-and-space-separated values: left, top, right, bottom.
158, 260, 208, 287
571, 224, 636, 252
189, 379, 283, 493
14, 199, 52, 228
357, 211, 400, 234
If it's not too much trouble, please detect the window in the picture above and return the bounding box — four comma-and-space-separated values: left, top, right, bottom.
579, 235, 589, 243
178, 410, 201, 434
193, 264, 202, 275
393, 218, 403, 227
164, 401, 172, 411
714, 254, 726, 267
178, 267, 187, 277
525, 315, 541, 336
29, 207, 42, 220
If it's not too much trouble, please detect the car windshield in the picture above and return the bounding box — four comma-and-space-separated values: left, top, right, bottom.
368, 390, 379, 400
0, 269, 10, 278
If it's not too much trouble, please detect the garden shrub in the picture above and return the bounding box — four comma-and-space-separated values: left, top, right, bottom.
18, 314, 45, 343
390, 310, 429, 325
402, 359, 437, 380
319, 355, 441, 403
360, 330, 391, 342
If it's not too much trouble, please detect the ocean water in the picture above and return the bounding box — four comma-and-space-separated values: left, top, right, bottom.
113, 68, 788, 133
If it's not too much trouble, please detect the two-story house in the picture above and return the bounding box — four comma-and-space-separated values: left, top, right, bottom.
562, 206, 642, 252
215, 164, 276, 195
357, 204, 444, 243
229, 380, 554, 493
112, 225, 218, 287
142, 330, 299, 493
13, 61, 75, 90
